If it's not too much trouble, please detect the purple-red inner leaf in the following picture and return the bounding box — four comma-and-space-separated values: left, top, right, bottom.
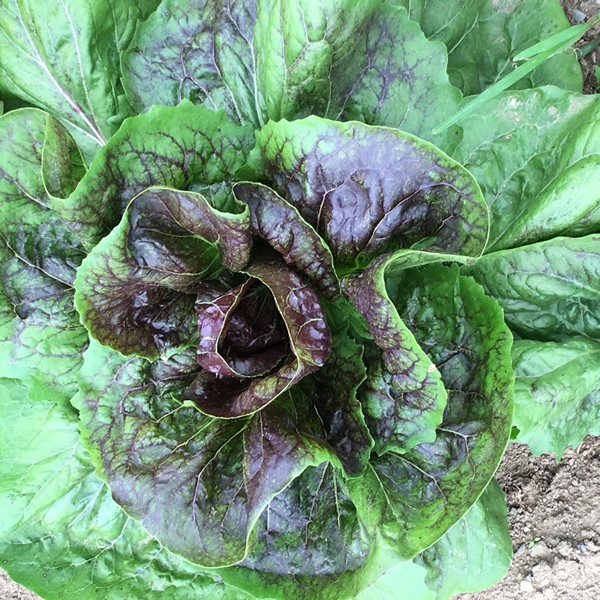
189, 259, 331, 418
196, 279, 289, 378
234, 182, 341, 298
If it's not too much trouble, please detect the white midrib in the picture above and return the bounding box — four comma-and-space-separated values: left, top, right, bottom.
15, 1, 107, 147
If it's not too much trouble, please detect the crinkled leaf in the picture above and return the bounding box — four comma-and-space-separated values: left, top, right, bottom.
399, 0, 583, 95
0, 109, 87, 402
223, 536, 428, 600
343, 252, 471, 455
122, 0, 263, 127
74, 187, 251, 359
300, 332, 374, 476
74, 340, 335, 567
349, 264, 513, 557
449, 88, 600, 251
127, 188, 251, 274
51, 102, 254, 248
234, 182, 340, 298
417, 479, 512, 599
0, 379, 254, 600
467, 235, 600, 341
191, 258, 331, 417
512, 338, 600, 458
0, 0, 160, 159
256, 117, 488, 267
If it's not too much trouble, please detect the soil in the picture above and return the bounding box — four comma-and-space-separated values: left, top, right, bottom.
1, 1, 599, 599
460, 437, 600, 600
562, 0, 600, 93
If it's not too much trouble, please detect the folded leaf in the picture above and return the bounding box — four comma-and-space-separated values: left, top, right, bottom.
398, 0, 583, 95
0, 379, 253, 600
512, 338, 600, 458
51, 102, 254, 248
74, 187, 251, 359
450, 88, 599, 251
467, 235, 600, 341
190, 258, 331, 417
417, 479, 512, 599
75, 341, 336, 568
349, 264, 513, 557
0, 0, 159, 159
196, 279, 287, 377
343, 252, 466, 455
256, 117, 488, 266
41, 114, 87, 197
234, 182, 341, 298
0, 109, 87, 402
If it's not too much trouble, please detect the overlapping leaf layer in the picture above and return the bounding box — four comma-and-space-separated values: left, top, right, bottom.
1, 1, 596, 599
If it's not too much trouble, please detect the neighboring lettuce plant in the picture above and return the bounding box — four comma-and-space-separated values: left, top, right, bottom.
0, 1, 597, 599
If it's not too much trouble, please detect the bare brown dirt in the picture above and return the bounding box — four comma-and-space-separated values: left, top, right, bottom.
563, 0, 600, 92
460, 437, 600, 600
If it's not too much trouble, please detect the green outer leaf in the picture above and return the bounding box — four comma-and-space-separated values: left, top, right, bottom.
354, 556, 435, 600
399, 0, 583, 95
74, 186, 251, 359
349, 265, 513, 558
121, 0, 263, 127
0, 0, 158, 159
256, 116, 489, 265
0, 379, 253, 600
512, 338, 600, 458
241, 463, 371, 576
234, 182, 341, 298
495, 154, 600, 249
0, 108, 87, 402
328, 4, 461, 145
121, 0, 460, 145
417, 479, 512, 599
74, 340, 335, 568
255, 0, 379, 121
466, 235, 600, 341
50, 102, 254, 249
449, 88, 599, 251
222, 537, 432, 600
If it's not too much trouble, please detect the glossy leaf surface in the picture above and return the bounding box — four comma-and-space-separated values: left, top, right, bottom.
256, 117, 488, 266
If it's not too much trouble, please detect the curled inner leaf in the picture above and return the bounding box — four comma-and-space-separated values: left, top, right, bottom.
188, 259, 332, 418
196, 279, 288, 378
